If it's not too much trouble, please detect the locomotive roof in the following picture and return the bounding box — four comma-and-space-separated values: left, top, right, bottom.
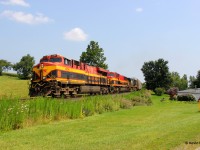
97, 67, 109, 73
42, 54, 63, 57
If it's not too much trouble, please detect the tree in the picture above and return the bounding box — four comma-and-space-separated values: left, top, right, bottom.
0, 59, 12, 76
189, 75, 196, 88
190, 70, 200, 88
13, 54, 35, 79
170, 72, 188, 90
80, 41, 108, 69
141, 58, 172, 91
170, 72, 180, 87
180, 74, 188, 90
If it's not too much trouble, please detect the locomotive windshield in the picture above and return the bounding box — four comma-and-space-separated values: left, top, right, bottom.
108, 73, 115, 77
40, 59, 48, 62
50, 57, 62, 62
40, 57, 62, 63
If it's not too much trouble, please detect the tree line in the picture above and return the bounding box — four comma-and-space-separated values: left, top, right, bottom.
141, 59, 191, 91
1, 40, 200, 91
0, 54, 35, 79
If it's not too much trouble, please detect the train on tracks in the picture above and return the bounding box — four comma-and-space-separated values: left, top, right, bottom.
29, 54, 142, 97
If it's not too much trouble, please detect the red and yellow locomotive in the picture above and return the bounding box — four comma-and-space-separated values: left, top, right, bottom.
29, 54, 142, 97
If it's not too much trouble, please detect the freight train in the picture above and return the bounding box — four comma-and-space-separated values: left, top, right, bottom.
29, 54, 142, 97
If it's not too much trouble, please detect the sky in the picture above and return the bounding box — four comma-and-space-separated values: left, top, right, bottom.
1, 0, 200, 82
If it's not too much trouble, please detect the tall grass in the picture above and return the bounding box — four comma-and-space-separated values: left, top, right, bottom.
0, 90, 152, 131
0, 98, 27, 130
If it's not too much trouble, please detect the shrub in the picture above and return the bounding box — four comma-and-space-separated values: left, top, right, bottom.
167, 87, 179, 100
155, 88, 165, 96
102, 98, 119, 112
141, 89, 152, 99
120, 99, 133, 109
177, 94, 196, 101
131, 96, 152, 106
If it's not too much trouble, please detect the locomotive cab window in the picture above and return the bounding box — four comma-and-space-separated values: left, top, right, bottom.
40, 59, 48, 62
64, 58, 71, 66
108, 73, 115, 77
50, 57, 62, 62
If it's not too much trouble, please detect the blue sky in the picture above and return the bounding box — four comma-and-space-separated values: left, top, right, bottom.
1, 0, 200, 81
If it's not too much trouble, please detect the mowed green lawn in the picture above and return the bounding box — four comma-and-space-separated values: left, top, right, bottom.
0, 76, 29, 98
0, 95, 200, 150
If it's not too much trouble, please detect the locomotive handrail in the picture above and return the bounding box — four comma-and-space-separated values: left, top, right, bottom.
31, 82, 46, 88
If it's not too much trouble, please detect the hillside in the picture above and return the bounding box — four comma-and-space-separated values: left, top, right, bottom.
0, 76, 29, 98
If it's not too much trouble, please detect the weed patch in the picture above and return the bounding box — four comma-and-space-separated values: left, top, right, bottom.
0, 90, 152, 131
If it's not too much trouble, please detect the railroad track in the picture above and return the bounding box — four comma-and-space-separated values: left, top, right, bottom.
20, 91, 132, 101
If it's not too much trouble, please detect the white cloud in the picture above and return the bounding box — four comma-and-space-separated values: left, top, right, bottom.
136, 7, 144, 13
0, 0, 30, 7
1, 10, 53, 25
64, 28, 88, 41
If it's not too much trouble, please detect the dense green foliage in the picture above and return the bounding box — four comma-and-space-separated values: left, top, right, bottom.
0, 59, 12, 76
190, 70, 200, 88
141, 58, 172, 91
177, 94, 196, 101
13, 54, 35, 79
189, 75, 196, 88
170, 72, 188, 90
80, 41, 108, 69
154, 87, 165, 96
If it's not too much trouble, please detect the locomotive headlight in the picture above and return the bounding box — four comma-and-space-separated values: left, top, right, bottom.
43, 76, 46, 80
41, 64, 44, 68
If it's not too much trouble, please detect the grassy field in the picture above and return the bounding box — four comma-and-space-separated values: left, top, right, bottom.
0, 96, 200, 149
0, 76, 29, 98
0, 75, 200, 149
